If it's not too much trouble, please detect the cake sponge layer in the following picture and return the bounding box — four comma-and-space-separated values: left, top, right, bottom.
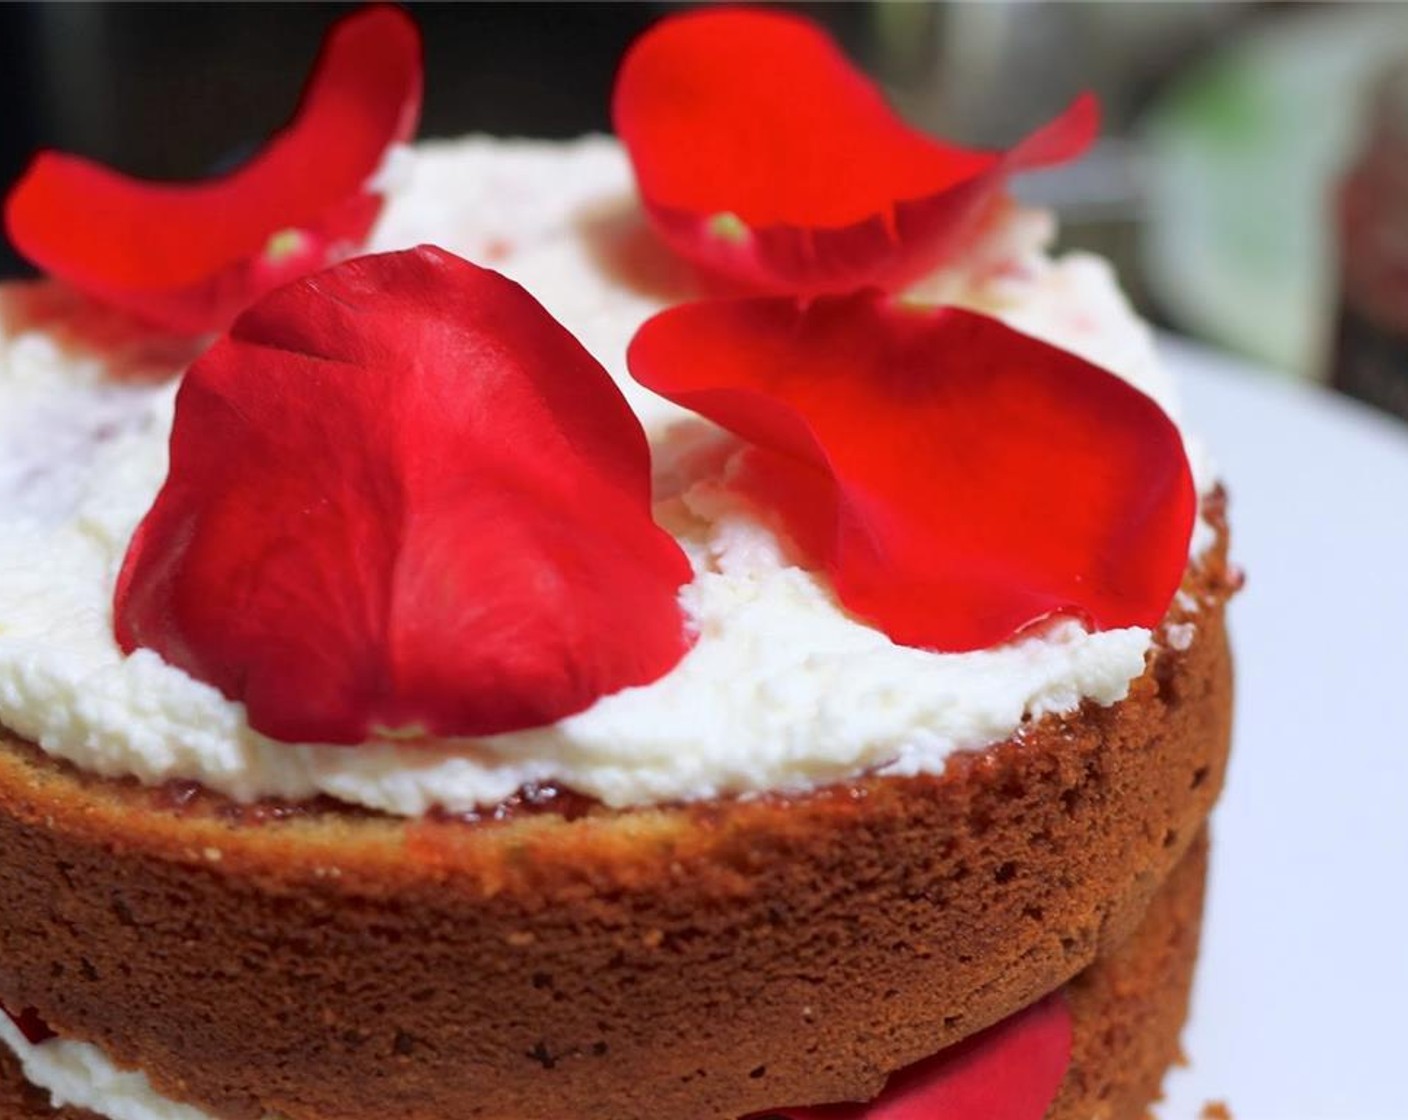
0, 830, 1210, 1120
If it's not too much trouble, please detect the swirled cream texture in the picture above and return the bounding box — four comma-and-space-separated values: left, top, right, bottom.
0, 137, 1213, 815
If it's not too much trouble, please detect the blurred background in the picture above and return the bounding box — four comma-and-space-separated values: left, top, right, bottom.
2, 1, 1408, 408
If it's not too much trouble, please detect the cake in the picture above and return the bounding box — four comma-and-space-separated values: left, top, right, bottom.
0, 8, 1235, 1120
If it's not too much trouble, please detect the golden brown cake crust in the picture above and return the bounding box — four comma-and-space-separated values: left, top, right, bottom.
1050, 828, 1207, 1120
0, 510, 1234, 1120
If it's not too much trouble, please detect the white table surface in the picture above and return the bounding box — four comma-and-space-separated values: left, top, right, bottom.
1157, 336, 1408, 1119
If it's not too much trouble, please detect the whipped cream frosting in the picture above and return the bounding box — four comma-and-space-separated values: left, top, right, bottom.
0, 1014, 207, 1120
0, 136, 1214, 816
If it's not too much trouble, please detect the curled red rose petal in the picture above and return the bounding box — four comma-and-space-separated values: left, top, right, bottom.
613, 8, 1097, 297
2, 1003, 57, 1047
116, 246, 693, 745
629, 294, 1196, 652
4, 4, 422, 336
752, 993, 1072, 1120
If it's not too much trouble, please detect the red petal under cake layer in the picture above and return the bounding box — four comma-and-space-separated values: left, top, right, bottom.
754, 993, 1071, 1119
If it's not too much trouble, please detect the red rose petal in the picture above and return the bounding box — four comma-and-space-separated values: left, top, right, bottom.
613, 9, 1096, 296
1, 1003, 56, 1047
3, 4, 422, 336
115, 246, 693, 745
629, 294, 1196, 652
752, 993, 1072, 1120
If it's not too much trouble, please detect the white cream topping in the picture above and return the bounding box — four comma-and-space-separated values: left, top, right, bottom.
0, 1015, 210, 1120
0, 136, 1213, 815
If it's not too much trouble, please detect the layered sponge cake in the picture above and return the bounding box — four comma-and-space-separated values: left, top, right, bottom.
0, 9, 1235, 1120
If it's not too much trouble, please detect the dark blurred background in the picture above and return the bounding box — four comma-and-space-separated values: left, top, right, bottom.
4, 2, 1408, 396
0, 1, 1248, 278
0, 2, 873, 280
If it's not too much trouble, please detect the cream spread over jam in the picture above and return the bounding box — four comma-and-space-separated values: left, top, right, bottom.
0, 137, 1215, 816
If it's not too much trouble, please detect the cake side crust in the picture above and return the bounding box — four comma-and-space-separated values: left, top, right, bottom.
0, 830, 1211, 1120
1050, 827, 1208, 1120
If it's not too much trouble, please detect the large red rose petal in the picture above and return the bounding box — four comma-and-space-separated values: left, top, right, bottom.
115, 246, 693, 745
4, 4, 422, 336
613, 8, 1097, 296
629, 294, 1196, 652
753, 993, 1072, 1120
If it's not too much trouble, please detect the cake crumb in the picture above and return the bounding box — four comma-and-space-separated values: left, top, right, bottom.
1201, 1101, 1234, 1120
1165, 622, 1196, 651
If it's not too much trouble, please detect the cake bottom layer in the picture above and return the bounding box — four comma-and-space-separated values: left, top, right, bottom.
1049, 825, 1206, 1120
1, 828, 1207, 1120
